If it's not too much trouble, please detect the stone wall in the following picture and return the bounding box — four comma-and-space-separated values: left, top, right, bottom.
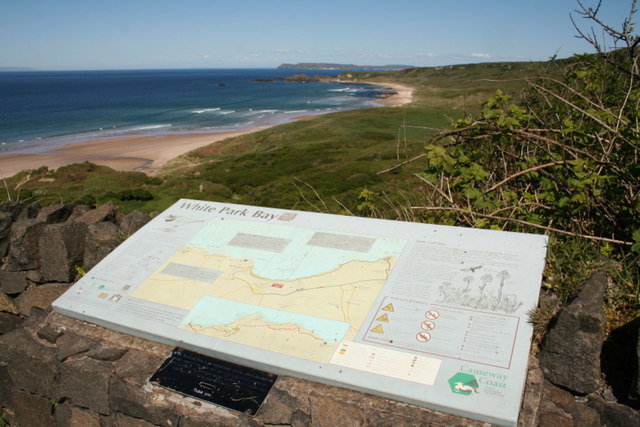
1, 201, 639, 426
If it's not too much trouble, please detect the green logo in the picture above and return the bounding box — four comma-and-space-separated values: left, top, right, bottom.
448, 372, 479, 395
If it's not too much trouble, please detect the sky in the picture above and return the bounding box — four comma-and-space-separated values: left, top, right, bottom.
0, 0, 636, 70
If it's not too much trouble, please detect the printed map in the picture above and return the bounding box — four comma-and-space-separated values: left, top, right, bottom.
131, 218, 406, 362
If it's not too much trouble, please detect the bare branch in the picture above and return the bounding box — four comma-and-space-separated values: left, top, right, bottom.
410, 205, 633, 245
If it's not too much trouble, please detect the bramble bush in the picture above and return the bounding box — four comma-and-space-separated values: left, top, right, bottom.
410, 0, 639, 324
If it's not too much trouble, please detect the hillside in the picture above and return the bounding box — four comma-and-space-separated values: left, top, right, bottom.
278, 63, 413, 71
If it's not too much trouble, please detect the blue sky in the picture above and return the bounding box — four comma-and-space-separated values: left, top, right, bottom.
0, 0, 635, 70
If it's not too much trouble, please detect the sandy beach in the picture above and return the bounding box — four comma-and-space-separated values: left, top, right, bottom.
368, 82, 414, 107
0, 84, 414, 179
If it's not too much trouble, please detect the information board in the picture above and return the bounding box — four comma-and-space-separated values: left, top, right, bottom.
53, 199, 548, 426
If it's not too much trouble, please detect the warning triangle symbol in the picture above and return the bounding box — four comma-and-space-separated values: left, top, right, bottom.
376, 313, 389, 322
370, 324, 384, 334
382, 303, 395, 312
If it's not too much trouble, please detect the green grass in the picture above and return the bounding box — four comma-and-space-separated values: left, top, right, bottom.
0, 60, 554, 216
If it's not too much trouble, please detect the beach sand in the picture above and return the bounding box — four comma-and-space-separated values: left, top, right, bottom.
0, 84, 414, 179
0, 128, 271, 179
369, 82, 414, 107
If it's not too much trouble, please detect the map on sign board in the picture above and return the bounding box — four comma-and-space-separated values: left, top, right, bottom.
53, 199, 548, 427
132, 217, 406, 363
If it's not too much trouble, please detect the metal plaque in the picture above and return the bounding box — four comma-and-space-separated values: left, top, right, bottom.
150, 347, 277, 415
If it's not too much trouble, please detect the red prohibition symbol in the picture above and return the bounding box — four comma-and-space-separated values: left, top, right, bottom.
416, 332, 431, 342
425, 310, 440, 320
421, 320, 436, 331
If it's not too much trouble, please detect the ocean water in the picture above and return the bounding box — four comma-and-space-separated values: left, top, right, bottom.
0, 68, 387, 154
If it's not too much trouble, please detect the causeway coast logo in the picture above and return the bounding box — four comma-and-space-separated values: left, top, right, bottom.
448, 372, 479, 395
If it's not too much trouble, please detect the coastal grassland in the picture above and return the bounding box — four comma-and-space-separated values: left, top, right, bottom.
1, 60, 546, 215
342, 60, 556, 111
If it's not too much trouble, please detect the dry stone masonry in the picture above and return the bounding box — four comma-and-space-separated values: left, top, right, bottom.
0, 201, 639, 426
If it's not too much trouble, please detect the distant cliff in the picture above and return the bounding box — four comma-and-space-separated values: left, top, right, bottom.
278, 63, 413, 71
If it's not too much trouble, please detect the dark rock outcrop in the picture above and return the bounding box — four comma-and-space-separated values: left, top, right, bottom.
538, 271, 607, 394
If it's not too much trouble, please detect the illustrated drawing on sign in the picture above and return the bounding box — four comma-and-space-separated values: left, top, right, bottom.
437, 268, 522, 314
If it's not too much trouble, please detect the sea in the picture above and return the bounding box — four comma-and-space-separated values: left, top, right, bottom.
0, 68, 387, 154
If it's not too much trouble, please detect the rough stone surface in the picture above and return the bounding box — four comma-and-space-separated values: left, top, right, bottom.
0, 211, 13, 258
0, 363, 13, 406
37, 323, 64, 343
54, 402, 102, 427
68, 204, 93, 222
88, 342, 129, 361
110, 376, 181, 427
587, 396, 640, 426
0, 311, 22, 334
36, 202, 74, 224
290, 410, 312, 427
110, 413, 159, 427
8, 390, 54, 427
0, 290, 18, 314
309, 393, 365, 427
59, 356, 112, 414
518, 357, 545, 427
77, 201, 123, 225
538, 271, 607, 394
84, 221, 122, 271
0, 201, 28, 220
0, 270, 28, 294
14, 283, 69, 315
0, 328, 59, 396
39, 221, 88, 282
56, 331, 95, 361
6, 218, 46, 271
120, 209, 151, 237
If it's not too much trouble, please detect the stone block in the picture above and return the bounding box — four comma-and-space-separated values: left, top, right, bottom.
87, 342, 128, 361
0, 363, 14, 406
0, 290, 18, 314
6, 218, 46, 271
114, 349, 164, 383
109, 377, 180, 426
0, 211, 13, 258
309, 393, 365, 427
39, 221, 88, 282
14, 283, 69, 315
108, 413, 159, 427
36, 202, 74, 224
54, 402, 101, 427
0, 201, 27, 220
59, 357, 112, 414
83, 221, 121, 271
0, 270, 28, 294
9, 390, 54, 427
258, 387, 303, 425
120, 210, 150, 237
67, 204, 93, 221
539, 271, 607, 394
76, 202, 123, 225
0, 328, 59, 396
37, 323, 64, 343
56, 331, 95, 361
587, 396, 640, 426
0, 311, 22, 334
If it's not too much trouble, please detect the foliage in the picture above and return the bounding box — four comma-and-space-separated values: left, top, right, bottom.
407, 1, 640, 321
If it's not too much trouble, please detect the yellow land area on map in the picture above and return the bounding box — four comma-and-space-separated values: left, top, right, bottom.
185, 313, 340, 362
131, 247, 394, 341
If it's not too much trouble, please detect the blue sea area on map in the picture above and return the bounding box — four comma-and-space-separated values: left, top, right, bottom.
188, 218, 407, 279
182, 296, 350, 343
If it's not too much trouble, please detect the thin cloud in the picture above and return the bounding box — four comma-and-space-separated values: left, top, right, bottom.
471, 53, 491, 58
